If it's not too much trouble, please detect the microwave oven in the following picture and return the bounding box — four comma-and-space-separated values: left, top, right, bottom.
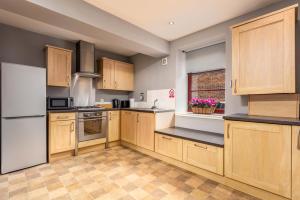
47, 97, 74, 110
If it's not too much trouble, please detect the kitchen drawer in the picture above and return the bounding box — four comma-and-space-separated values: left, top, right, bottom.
155, 133, 182, 161
183, 140, 223, 175
49, 113, 76, 122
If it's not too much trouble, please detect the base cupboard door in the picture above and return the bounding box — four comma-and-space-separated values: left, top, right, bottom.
136, 113, 155, 151
292, 126, 300, 200
121, 111, 137, 144
224, 120, 291, 198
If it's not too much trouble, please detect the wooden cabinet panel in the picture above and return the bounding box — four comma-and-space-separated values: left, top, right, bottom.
114, 61, 134, 91
97, 58, 115, 89
137, 113, 155, 151
224, 120, 291, 198
49, 119, 75, 154
183, 140, 223, 175
46, 46, 72, 87
108, 111, 120, 142
121, 111, 137, 144
232, 8, 295, 95
49, 112, 76, 122
155, 133, 182, 160
292, 126, 300, 200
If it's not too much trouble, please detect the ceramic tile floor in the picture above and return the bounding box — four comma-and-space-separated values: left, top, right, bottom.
0, 146, 260, 200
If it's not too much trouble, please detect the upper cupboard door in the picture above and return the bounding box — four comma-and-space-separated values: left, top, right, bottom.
114, 61, 134, 91
47, 47, 72, 87
232, 8, 295, 95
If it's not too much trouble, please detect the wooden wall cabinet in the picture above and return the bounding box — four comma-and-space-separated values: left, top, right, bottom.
97, 58, 134, 91
231, 7, 295, 95
108, 111, 120, 142
49, 113, 76, 155
224, 120, 292, 198
155, 133, 183, 160
292, 126, 300, 200
183, 140, 223, 175
46, 45, 72, 87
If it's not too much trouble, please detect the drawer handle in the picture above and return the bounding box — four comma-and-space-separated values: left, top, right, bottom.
57, 116, 68, 119
162, 136, 172, 140
227, 123, 230, 139
194, 144, 207, 149
234, 79, 237, 93
298, 130, 300, 150
70, 122, 75, 132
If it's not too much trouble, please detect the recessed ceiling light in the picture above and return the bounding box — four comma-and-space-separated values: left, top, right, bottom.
169, 21, 175, 25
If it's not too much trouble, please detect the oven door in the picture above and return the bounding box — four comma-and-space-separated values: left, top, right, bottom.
78, 117, 107, 142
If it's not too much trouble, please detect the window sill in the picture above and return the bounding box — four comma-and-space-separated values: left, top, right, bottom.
176, 112, 224, 120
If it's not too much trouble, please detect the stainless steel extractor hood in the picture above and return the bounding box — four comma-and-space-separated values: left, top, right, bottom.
75, 41, 100, 78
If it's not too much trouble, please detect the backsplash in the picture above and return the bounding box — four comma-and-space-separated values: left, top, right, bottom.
135, 89, 176, 109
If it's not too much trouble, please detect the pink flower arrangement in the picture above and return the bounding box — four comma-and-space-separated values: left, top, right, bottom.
190, 97, 219, 108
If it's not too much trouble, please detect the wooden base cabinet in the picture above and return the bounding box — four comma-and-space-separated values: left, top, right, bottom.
183, 140, 223, 175
49, 113, 76, 155
292, 126, 300, 200
121, 111, 155, 150
224, 120, 292, 198
121, 111, 137, 144
108, 111, 120, 142
155, 133, 183, 161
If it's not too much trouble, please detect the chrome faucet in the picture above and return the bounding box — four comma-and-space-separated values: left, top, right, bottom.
151, 99, 158, 109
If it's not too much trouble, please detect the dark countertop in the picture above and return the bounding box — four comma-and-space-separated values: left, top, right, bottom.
47, 108, 175, 113
121, 108, 175, 113
155, 127, 224, 147
223, 113, 300, 126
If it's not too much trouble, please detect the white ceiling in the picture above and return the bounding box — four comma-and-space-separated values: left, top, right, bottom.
84, 0, 281, 41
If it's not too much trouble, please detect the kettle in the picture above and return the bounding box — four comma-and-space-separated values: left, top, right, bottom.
112, 99, 120, 108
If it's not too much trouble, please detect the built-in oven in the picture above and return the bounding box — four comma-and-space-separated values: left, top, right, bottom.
78, 111, 108, 142
47, 97, 74, 110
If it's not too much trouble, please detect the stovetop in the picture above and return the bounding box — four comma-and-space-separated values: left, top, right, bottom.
75, 106, 106, 112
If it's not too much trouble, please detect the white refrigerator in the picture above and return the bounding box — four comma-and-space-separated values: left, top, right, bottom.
1, 62, 47, 174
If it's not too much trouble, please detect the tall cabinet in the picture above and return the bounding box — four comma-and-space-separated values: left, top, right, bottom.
231, 7, 295, 95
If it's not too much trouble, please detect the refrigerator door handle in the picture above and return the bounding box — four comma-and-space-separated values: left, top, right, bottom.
3, 115, 46, 119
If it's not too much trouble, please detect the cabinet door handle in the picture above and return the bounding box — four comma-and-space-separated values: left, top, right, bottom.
57, 116, 68, 120
227, 123, 230, 139
194, 144, 207, 149
162, 136, 172, 140
70, 122, 75, 132
234, 80, 237, 93
109, 112, 112, 120
115, 81, 117, 89
137, 114, 139, 123
298, 130, 300, 150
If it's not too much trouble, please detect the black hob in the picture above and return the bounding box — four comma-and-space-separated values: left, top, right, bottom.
75, 106, 106, 112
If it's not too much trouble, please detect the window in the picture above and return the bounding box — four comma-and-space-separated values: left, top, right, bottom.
188, 69, 225, 113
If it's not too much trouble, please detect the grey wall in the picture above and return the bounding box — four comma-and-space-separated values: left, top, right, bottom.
171, 0, 298, 115
129, 54, 175, 100
0, 23, 130, 101
186, 43, 226, 73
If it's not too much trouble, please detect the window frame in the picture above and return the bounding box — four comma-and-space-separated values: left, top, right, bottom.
187, 68, 225, 112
